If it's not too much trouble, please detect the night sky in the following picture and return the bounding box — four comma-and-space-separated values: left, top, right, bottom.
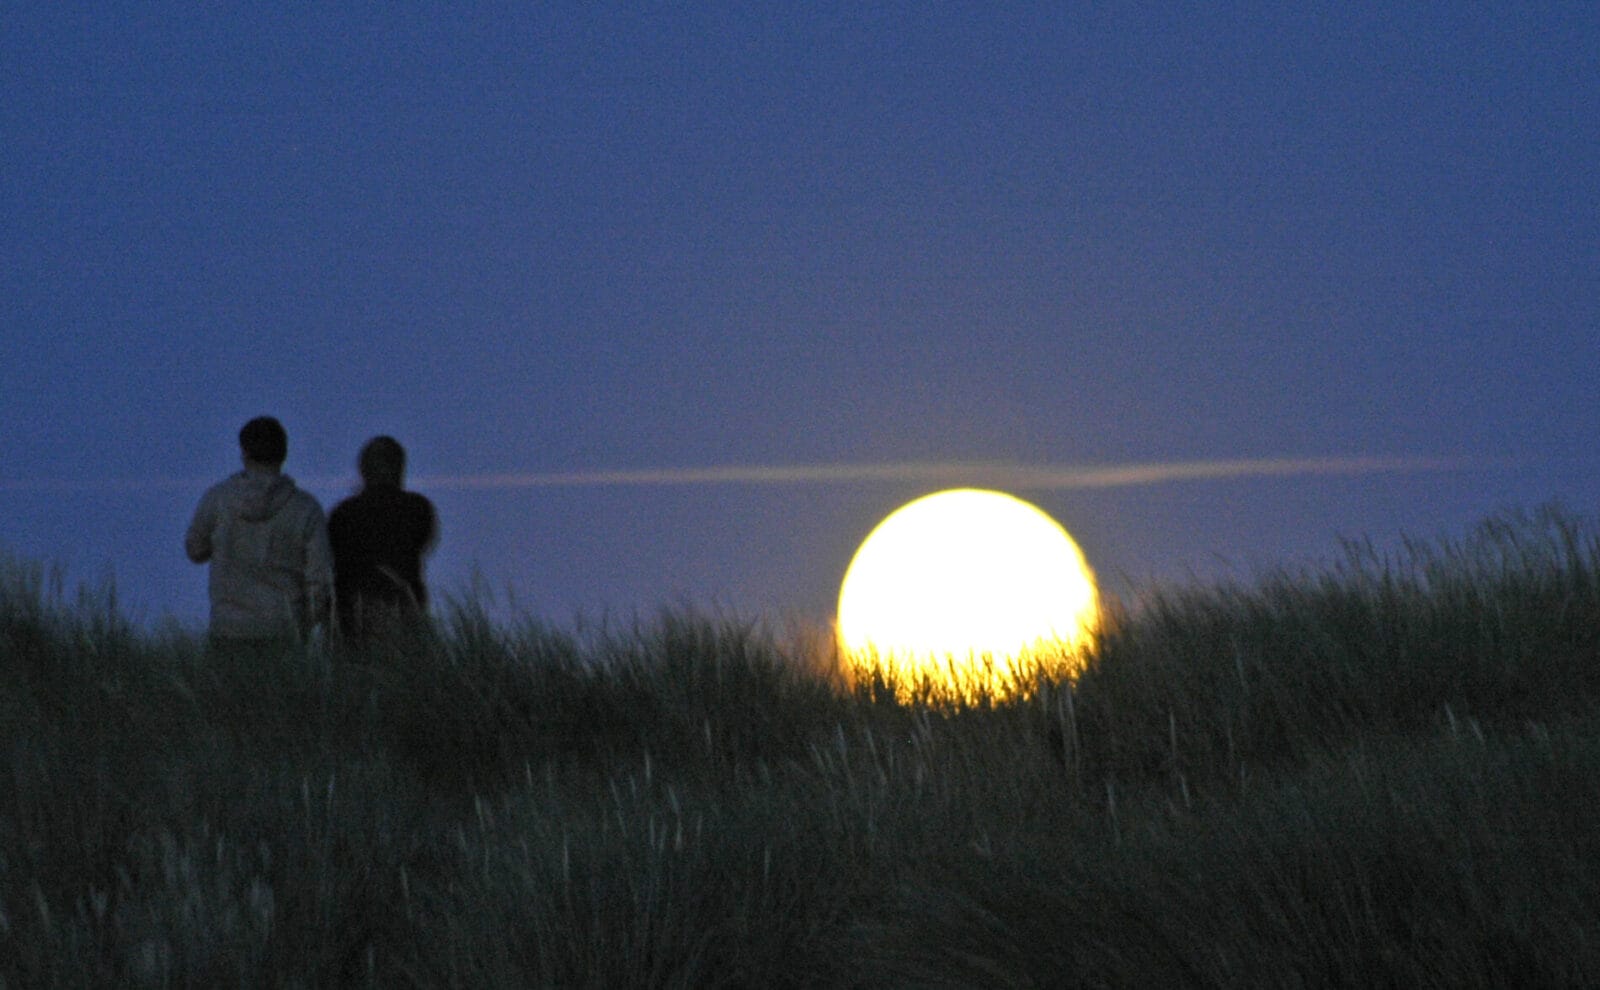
4, 6, 1597, 633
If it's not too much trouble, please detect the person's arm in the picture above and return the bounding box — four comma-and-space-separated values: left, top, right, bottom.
421, 498, 439, 558
184, 489, 216, 563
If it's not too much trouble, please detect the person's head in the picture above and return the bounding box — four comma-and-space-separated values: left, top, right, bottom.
238, 416, 288, 468
359, 435, 406, 487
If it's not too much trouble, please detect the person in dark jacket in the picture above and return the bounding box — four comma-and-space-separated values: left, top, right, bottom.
327, 435, 438, 645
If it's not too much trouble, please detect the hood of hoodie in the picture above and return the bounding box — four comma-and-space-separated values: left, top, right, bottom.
235, 469, 300, 522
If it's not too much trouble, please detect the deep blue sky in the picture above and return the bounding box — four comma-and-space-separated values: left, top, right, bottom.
4, 5, 1597, 631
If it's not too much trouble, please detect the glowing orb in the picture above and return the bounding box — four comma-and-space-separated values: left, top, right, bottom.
837, 488, 1099, 699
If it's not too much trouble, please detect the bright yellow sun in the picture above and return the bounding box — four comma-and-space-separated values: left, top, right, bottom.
836, 488, 1099, 700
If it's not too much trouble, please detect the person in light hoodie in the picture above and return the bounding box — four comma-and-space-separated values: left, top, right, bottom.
185, 416, 332, 648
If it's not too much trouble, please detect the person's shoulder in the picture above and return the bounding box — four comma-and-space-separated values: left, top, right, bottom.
284, 483, 328, 518
328, 491, 361, 517
198, 471, 245, 502
405, 490, 437, 521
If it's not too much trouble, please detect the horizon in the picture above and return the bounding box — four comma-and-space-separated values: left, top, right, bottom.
0, 452, 1553, 635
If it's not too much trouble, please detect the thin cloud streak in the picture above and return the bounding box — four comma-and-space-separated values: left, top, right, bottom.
0, 476, 218, 495
0, 456, 1473, 496
412, 456, 1471, 492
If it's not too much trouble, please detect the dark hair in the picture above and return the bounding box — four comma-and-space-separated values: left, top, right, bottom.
239, 416, 288, 465
359, 435, 406, 486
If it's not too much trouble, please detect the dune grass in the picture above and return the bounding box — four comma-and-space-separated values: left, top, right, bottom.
3, 505, 1600, 986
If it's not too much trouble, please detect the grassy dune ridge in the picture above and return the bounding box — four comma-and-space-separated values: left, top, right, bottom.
3, 505, 1600, 986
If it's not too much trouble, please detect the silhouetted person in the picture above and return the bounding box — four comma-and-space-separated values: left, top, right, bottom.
185, 416, 332, 648
327, 435, 438, 645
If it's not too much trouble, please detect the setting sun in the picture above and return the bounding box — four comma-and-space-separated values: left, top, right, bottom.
837, 489, 1099, 699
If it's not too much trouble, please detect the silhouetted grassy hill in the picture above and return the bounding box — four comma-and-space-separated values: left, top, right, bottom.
3, 505, 1599, 986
